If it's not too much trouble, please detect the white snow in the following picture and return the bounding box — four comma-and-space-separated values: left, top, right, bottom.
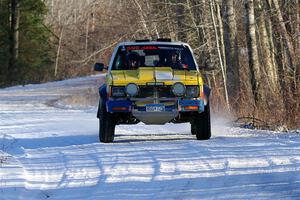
0, 75, 300, 200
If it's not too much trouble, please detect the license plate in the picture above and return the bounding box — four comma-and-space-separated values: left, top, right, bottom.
146, 104, 165, 112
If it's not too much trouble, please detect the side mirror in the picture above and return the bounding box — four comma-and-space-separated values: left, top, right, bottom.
94, 63, 106, 71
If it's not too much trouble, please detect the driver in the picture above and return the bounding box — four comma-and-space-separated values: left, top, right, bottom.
125, 52, 140, 70
168, 52, 183, 69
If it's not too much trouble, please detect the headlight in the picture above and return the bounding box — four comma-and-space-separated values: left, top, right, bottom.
112, 87, 125, 97
126, 83, 139, 96
172, 82, 185, 96
186, 86, 199, 98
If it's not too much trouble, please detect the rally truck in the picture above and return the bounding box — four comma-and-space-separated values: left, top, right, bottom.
94, 39, 211, 143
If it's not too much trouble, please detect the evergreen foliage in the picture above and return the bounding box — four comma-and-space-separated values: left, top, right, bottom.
0, 0, 53, 87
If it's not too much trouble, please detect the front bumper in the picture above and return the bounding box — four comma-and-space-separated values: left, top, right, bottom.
106, 99, 205, 113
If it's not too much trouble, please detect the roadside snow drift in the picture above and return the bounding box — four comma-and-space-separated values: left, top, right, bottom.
0, 75, 300, 200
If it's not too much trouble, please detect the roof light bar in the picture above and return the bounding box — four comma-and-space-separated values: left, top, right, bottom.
135, 39, 151, 43
156, 38, 172, 42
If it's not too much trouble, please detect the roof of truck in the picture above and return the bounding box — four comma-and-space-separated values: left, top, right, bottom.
117, 41, 190, 47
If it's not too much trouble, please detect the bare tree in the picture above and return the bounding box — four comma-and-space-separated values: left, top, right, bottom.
132, 0, 152, 39
223, 0, 240, 104
244, 0, 264, 104
257, 0, 280, 93
176, 0, 186, 41
41, 0, 299, 127
209, 0, 230, 111
272, 0, 296, 70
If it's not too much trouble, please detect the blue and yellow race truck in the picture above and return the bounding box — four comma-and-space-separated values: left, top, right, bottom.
94, 39, 211, 143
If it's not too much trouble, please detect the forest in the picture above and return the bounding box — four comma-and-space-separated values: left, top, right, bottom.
0, 0, 299, 128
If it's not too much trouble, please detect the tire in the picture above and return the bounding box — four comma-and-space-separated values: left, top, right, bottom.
191, 122, 197, 135
99, 101, 116, 143
191, 103, 211, 140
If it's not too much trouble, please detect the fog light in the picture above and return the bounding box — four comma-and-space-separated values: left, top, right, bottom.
126, 83, 139, 96
172, 82, 185, 96
186, 86, 199, 98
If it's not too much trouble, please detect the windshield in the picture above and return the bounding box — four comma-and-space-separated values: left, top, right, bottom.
112, 45, 197, 70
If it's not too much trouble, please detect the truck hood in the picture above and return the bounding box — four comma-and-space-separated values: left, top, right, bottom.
110, 67, 199, 85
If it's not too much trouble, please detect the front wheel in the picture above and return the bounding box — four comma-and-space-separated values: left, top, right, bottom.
99, 101, 116, 143
190, 103, 211, 140
191, 123, 197, 135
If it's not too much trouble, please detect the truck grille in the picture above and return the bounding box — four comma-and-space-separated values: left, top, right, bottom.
138, 86, 175, 98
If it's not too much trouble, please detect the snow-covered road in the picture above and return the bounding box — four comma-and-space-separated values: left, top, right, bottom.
0, 75, 300, 200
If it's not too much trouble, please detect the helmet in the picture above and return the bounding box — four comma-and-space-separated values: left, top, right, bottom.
171, 51, 179, 59
125, 52, 140, 63
169, 51, 180, 62
125, 52, 140, 69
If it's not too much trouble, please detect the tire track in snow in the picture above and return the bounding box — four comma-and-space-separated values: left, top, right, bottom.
1, 75, 300, 199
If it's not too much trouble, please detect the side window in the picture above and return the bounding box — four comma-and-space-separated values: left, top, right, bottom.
114, 55, 122, 69
112, 48, 126, 70
145, 55, 159, 66
183, 48, 196, 70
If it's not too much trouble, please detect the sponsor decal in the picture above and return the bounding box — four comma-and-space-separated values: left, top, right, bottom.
158, 46, 185, 50
155, 71, 173, 80
126, 46, 159, 50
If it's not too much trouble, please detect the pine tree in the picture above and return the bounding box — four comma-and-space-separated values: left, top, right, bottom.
0, 0, 53, 87
0, 0, 11, 85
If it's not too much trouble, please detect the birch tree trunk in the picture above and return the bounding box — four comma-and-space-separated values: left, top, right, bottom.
164, 0, 176, 40
223, 0, 240, 101
265, 0, 278, 87
145, 1, 160, 38
272, 0, 295, 70
55, 27, 64, 77
257, 0, 279, 93
215, 0, 226, 73
244, 0, 264, 104
132, 0, 151, 39
210, 0, 230, 111
201, 0, 215, 66
176, 0, 185, 41
297, 0, 300, 56
295, 0, 300, 89
186, 0, 201, 43
85, 14, 89, 58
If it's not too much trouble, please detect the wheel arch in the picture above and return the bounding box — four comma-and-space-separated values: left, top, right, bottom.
97, 84, 107, 118
203, 84, 211, 105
